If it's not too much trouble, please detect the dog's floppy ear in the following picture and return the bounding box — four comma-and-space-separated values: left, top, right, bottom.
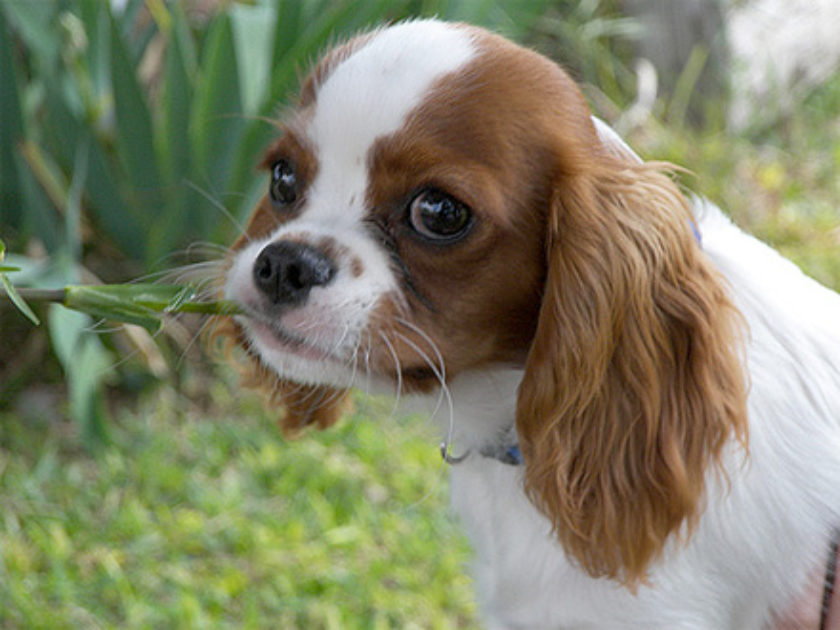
516, 156, 748, 584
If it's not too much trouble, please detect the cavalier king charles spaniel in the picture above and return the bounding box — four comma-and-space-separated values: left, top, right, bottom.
219, 19, 840, 629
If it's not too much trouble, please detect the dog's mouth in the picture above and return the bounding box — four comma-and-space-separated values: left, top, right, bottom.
238, 312, 344, 364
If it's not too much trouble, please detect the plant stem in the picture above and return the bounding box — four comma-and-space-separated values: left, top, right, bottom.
0, 288, 65, 303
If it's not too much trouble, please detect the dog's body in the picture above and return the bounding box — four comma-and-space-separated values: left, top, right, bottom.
222, 20, 840, 628
442, 198, 840, 629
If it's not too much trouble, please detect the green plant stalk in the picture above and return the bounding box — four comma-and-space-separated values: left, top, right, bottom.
1, 283, 241, 333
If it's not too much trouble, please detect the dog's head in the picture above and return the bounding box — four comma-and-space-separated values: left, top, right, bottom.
221, 19, 747, 583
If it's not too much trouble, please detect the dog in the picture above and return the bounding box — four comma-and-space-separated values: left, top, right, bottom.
220, 19, 840, 629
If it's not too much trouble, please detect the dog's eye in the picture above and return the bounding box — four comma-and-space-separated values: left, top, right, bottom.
269, 159, 298, 205
409, 190, 472, 241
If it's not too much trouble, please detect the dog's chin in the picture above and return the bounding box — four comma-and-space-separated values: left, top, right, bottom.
236, 316, 354, 386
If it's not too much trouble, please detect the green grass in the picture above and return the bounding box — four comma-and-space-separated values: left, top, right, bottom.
0, 370, 478, 629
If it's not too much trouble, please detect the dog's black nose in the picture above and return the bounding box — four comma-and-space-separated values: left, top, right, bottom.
252, 241, 336, 305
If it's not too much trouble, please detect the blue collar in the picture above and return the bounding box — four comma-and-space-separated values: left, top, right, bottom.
690, 218, 702, 245
441, 428, 524, 467
479, 442, 524, 466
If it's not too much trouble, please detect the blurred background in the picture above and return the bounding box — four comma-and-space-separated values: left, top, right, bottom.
0, 0, 838, 627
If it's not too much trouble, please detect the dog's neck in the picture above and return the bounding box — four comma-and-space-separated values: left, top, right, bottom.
405, 367, 524, 462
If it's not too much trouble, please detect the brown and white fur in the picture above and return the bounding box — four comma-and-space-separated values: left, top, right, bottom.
220, 20, 840, 629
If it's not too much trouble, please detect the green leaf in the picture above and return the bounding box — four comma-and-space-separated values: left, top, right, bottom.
85, 138, 146, 259
0, 237, 40, 325
1, 273, 41, 326
147, 6, 197, 260
48, 302, 89, 373
0, 0, 61, 70
191, 14, 245, 234
230, 3, 275, 116
0, 4, 25, 229
78, 0, 111, 102
64, 284, 169, 333
161, 7, 193, 188
64, 136, 90, 262
38, 83, 145, 258
271, 0, 303, 68
15, 151, 62, 251
70, 333, 111, 443
40, 82, 81, 172
48, 304, 111, 444
3, 276, 240, 332
19, 140, 69, 215
18, 133, 89, 263
109, 12, 162, 219
62, 283, 241, 332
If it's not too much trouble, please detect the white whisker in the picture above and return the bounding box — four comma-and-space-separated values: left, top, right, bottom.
378, 330, 404, 422
392, 319, 450, 418
391, 328, 457, 463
